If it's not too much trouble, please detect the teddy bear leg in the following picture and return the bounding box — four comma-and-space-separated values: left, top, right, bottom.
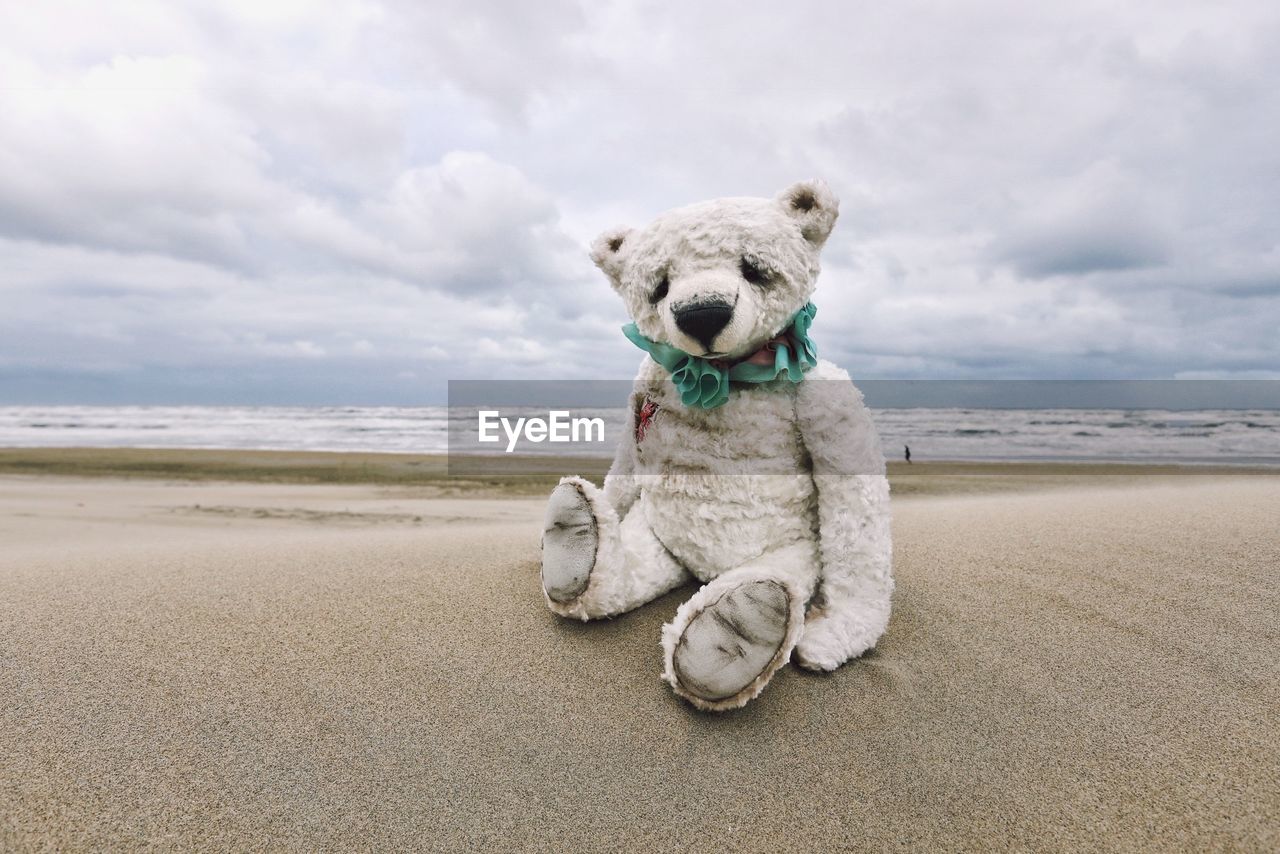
661, 541, 818, 712
542, 476, 691, 621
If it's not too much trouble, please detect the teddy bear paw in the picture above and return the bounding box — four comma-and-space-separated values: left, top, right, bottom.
670, 580, 791, 709
540, 481, 598, 603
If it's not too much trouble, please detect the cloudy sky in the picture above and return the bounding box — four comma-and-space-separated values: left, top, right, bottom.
1, 0, 1277, 404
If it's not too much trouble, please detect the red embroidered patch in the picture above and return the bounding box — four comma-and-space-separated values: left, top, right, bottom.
635, 398, 660, 444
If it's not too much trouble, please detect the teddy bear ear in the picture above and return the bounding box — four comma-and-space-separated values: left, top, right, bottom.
589, 226, 633, 289
776, 179, 840, 246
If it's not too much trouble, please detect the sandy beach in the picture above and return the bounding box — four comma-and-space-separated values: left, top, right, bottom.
1, 452, 1277, 850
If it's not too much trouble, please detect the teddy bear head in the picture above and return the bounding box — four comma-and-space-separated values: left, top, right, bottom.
590, 180, 839, 361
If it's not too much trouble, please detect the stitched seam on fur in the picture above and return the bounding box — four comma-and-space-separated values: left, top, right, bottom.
573, 481, 600, 598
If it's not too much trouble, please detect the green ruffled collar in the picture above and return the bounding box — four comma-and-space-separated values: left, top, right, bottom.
622, 302, 818, 409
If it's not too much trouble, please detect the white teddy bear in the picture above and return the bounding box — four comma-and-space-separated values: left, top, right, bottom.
541, 180, 893, 711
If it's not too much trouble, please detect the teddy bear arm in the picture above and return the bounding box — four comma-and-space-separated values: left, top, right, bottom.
796, 474, 893, 670
602, 437, 640, 520
793, 365, 895, 670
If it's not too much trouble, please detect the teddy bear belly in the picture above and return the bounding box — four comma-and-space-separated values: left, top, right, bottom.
642, 475, 818, 580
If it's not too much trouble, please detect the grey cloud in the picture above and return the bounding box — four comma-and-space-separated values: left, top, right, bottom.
2, 0, 1280, 404
378, 0, 596, 117
1216, 279, 1280, 299
993, 206, 1173, 278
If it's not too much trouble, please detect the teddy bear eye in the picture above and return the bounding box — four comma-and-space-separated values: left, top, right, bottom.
649, 274, 670, 305
740, 257, 771, 287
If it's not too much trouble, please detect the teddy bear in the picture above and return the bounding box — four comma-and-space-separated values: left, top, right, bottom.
540, 180, 892, 711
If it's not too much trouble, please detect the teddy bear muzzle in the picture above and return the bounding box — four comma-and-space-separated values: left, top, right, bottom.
673, 298, 734, 352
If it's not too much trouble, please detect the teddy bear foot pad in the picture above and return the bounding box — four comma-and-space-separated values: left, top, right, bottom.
541, 481, 598, 603
671, 580, 791, 708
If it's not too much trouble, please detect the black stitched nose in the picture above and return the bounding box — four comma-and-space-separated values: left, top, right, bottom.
674, 300, 733, 350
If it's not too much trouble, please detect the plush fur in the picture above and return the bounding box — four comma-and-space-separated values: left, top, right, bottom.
542, 180, 893, 711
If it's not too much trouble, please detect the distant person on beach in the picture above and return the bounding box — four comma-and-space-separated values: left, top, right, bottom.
905, 444, 911, 464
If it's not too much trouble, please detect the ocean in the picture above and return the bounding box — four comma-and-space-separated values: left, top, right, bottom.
1, 405, 1278, 466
